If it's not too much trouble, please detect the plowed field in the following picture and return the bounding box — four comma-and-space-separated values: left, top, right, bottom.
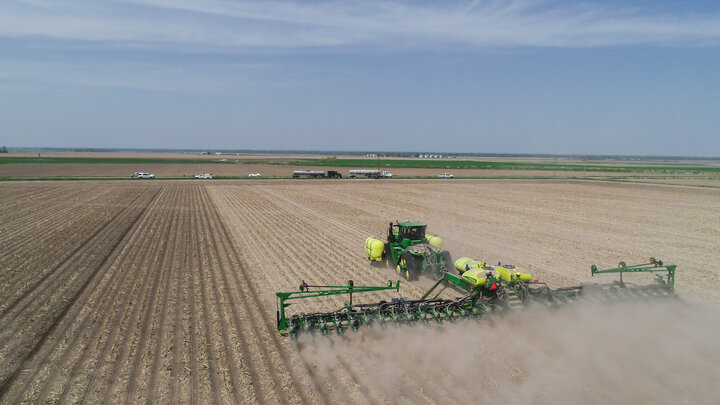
1, 179, 719, 403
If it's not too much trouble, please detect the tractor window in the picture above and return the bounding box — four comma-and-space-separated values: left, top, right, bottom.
401, 226, 426, 241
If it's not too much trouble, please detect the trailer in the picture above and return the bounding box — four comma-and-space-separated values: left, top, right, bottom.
292, 170, 343, 178
348, 170, 393, 179
292, 170, 326, 178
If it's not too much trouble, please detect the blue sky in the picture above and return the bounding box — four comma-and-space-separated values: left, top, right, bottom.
1, 0, 719, 155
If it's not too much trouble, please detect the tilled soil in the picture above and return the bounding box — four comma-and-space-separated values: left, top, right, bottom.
1, 179, 718, 404
1, 162, 663, 179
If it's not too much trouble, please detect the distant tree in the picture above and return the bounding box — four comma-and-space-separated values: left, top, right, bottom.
0, 145, 8, 153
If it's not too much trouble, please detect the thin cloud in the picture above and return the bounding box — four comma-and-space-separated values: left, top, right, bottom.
0, 60, 274, 93
1, 0, 720, 51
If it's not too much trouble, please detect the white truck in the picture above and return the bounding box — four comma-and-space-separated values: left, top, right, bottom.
133, 172, 155, 179
438, 173, 454, 178
348, 170, 393, 179
194, 173, 213, 179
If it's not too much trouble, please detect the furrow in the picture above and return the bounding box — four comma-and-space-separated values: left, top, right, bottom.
0, 184, 118, 258
0, 197, 137, 321
186, 186, 203, 403
105, 186, 178, 403
148, 185, 190, 403
191, 186, 258, 403
196, 186, 278, 404
0, 185, 148, 315
29, 187, 165, 404
123, 186, 183, 404
208, 185, 328, 404
76, 187, 173, 404
190, 185, 229, 405
0, 186, 162, 401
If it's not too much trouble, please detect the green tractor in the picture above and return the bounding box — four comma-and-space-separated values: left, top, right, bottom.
365, 221, 453, 280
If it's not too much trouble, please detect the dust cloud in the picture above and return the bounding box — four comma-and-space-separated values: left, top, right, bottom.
297, 299, 720, 404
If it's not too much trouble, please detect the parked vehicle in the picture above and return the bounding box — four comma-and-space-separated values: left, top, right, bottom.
248, 172, 261, 177
194, 173, 213, 179
132, 172, 155, 179
438, 173, 454, 178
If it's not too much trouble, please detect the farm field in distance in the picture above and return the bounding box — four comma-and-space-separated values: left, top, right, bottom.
2, 152, 720, 188
1, 178, 719, 403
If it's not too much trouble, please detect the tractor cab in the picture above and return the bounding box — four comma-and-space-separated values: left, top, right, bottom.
388, 221, 427, 248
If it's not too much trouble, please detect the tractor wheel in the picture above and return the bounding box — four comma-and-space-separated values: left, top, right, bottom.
401, 251, 417, 280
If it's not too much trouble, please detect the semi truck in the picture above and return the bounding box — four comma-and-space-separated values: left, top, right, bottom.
348, 170, 393, 179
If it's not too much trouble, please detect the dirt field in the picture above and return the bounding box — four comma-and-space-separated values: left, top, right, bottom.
0, 162, 669, 179
1, 179, 719, 403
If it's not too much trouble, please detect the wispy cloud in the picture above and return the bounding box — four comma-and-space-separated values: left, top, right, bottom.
1, 0, 720, 51
0, 59, 274, 93
3, 1, 719, 92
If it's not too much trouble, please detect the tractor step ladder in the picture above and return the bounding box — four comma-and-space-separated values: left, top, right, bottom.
506, 290, 523, 310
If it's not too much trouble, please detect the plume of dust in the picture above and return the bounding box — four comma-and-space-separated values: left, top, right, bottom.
296, 299, 720, 404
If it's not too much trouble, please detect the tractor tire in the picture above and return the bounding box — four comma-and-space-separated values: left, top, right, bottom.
401, 251, 416, 281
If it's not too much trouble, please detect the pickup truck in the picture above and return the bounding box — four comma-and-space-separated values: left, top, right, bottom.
133, 172, 155, 179
195, 173, 213, 179
438, 173, 454, 178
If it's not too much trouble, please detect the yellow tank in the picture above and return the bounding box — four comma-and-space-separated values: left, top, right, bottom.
425, 233, 443, 249
497, 263, 533, 283
461, 268, 489, 287
493, 266, 532, 283
455, 257, 487, 274
494, 266, 512, 283
365, 237, 385, 262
